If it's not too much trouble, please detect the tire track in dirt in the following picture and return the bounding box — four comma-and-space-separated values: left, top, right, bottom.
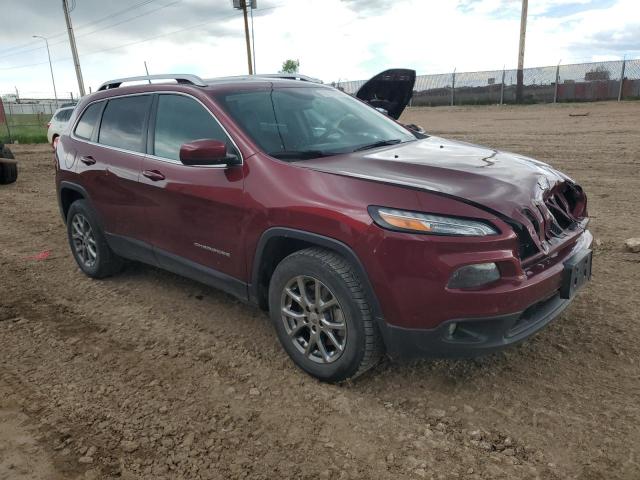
1, 226, 549, 479
3, 101, 640, 479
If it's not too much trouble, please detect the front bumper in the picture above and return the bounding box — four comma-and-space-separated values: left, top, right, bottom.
378, 229, 592, 358
384, 292, 571, 358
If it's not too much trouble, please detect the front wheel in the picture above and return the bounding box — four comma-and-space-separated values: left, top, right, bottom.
269, 248, 383, 382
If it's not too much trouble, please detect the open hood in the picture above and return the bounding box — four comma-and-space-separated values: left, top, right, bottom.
356, 69, 416, 120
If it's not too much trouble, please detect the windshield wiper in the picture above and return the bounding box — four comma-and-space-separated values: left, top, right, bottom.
268, 150, 331, 160
353, 138, 403, 152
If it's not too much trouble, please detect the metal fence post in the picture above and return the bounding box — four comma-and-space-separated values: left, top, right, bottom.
618, 58, 627, 101
500, 68, 505, 105
5, 102, 13, 143
553, 63, 560, 103
451, 69, 456, 106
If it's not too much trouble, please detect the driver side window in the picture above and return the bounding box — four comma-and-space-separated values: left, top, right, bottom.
153, 94, 237, 161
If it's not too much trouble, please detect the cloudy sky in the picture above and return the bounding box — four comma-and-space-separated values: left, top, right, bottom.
1, 0, 638, 99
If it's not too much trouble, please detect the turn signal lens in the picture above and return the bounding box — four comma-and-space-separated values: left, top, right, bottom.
378, 210, 432, 232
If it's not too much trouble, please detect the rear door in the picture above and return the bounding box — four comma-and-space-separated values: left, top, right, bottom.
73, 94, 153, 253
138, 93, 247, 282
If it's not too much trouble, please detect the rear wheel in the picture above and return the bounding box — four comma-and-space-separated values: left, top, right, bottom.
1, 146, 15, 159
269, 247, 383, 382
0, 161, 17, 185
66, 200, 123, 278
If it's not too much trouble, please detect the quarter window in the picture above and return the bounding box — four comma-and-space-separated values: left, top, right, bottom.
99, 95, 151, 153
73, 103, 102, 140
56, 109, 73, 122
153, 94, 236, 161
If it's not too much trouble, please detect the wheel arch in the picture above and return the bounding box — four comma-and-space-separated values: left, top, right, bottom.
58, 181, 91, 223
250, 228, 390, 343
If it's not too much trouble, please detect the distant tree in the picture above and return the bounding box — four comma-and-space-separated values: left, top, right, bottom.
281, 59, 300, 74
585, 66, 610, 81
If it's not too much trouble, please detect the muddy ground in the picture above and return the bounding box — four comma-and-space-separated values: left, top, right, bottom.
1, 101, 639, 480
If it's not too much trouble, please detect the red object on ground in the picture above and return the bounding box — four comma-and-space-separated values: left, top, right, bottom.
26, 250, 52, 261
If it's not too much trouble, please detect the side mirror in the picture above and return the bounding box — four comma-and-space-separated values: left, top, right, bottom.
179, 139, 237, 166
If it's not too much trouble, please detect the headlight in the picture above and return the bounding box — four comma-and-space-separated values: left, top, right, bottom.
369, 207, 498, 236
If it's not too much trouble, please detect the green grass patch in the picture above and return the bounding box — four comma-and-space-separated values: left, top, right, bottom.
1, 113, 49, 144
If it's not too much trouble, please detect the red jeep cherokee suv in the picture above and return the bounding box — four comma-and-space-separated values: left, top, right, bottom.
55, 74, 592, 382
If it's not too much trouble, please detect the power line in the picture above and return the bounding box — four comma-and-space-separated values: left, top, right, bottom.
0, 1, 282, 63
74, 0, 182, 39
0, 3, 283, 72
0, 0, 163, 60
79, 10, 244, 57
0, 39, 42, 57
0, 10, 244, 71
67, 0, 160, 35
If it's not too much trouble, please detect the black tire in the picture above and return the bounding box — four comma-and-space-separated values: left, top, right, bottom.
1, 146, 15, 159
66, 200, 123, 278
268, 247, 383, 382
0, 162, 17, 185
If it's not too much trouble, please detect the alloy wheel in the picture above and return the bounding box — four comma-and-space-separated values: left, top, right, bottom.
71, 214, 97, 268
280, 275, 347, 364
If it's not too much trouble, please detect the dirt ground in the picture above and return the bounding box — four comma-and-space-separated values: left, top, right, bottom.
1, 101, 639, 480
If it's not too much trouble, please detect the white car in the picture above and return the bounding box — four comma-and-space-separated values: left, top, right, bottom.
47, 106, 75, 147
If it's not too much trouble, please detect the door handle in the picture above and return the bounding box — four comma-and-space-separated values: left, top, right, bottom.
80, 155, 96, 165
142, 169, 166, 181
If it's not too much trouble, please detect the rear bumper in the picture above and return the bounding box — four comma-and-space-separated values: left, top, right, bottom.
384, 292, 571, 358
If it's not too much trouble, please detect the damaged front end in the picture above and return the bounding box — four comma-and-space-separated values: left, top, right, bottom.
514, 179, 589, 263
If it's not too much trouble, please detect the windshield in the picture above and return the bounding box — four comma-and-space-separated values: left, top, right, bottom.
214, 86, 416, 160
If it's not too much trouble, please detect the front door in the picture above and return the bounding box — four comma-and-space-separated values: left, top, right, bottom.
138, 93, 247, 283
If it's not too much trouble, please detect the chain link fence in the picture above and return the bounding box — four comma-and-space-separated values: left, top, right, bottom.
337, 58, 640, 107
2, 59, 639, 143
0, 99, 76, 144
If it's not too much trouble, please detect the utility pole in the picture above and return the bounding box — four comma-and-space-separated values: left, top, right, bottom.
233, 0, 253, 74
249, 1, 256, 73
516, 0, 528, 104
33, 35, 59, 107
62, 0, 86, 96
242, 0, 253, 74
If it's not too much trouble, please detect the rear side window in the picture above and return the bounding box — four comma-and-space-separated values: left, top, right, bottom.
99, 96, 151, 153
74, 103, 103, 140
55, 109, 72, 121
59, 109, 73, 121
153, 94, 236, 161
